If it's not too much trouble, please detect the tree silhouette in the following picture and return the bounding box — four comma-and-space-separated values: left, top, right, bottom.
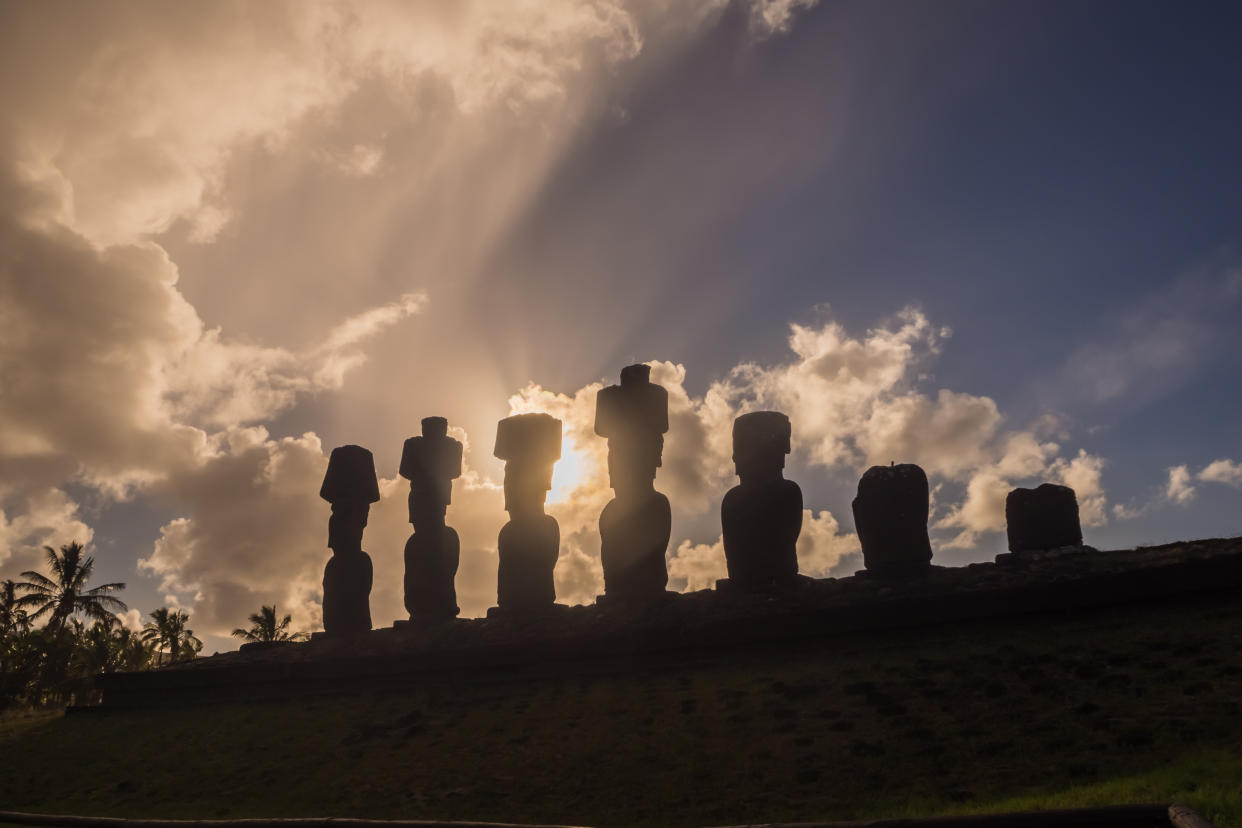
141, 607, 202, 665
232, 604, 309, 642
0, 579, 27, 638
15, 542, 127, 629
73, 616, 151, 676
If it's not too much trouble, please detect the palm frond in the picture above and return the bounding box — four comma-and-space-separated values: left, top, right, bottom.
83, 581, 126, 596
43, 546, 65, 580
13, 593, 51, 609
24, 602, 54, 622
17, 571, 56, 591
86, 594, 128, 612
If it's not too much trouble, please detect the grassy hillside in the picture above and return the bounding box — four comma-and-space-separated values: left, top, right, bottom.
2, 594, 1240, 827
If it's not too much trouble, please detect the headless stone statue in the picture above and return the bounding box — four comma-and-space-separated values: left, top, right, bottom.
1006, 483, 1082, 552
720, 411, 803, 590
493, 413, 562, 614
320, 445, 378, 635
595, 364, 671, 604
852, 463, 933, 577
400, 417, 463, 623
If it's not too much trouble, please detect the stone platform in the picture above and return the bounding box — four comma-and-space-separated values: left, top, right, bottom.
97, 537, 1242, 709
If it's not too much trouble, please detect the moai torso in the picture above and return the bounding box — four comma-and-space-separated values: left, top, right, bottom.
493, 413, 563, 614
497, 513, 560, 610
595, 364, 671, 603
320, 445, 379, 635
721, 411, 803, 589
851, 463, 933, 577
400, 417, 463, 622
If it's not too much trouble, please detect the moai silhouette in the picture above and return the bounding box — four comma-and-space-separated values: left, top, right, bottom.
1006, 483, 1082, 552
720, 411, 803, 590
852, 463, 933, 577
319, 445, 378, 635
399, 417, 463, 623
595, 364, 671, 604
492, 413, 562, 614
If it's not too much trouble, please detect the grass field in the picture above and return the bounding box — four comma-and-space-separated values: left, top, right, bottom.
1, 594, 1240, 827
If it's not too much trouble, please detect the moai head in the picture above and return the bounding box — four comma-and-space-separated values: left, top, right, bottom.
594, 364, 669, 496
320, 445, 380, 555
400, 416, 463, 528
732, 411, 791, 483
852, 462, 933, 575
495, 413, 562, 517
1006, 483, 1082, 552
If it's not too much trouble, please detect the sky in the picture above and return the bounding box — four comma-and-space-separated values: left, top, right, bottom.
2, 0, 1241, 654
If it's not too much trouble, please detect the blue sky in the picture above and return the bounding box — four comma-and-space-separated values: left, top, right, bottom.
1, 0, 1240, 652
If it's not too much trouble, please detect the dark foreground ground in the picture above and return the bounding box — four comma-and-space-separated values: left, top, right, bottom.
2, 593, 1240, 827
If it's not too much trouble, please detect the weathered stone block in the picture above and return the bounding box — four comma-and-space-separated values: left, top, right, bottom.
852, 463, 933, 576
1006, 483, 1083, 552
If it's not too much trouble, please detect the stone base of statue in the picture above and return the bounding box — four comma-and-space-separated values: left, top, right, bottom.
392, 616, 459, 632
996, 544, 1099, 565
322, 549, 373, 635
852, 564, 939, 580
403, 528, 461, 622
594, 589, 676, 610
496, 514, 560, 613
485, 602, 571, 620
715, 572, 811, 595
599, 491, 671, 603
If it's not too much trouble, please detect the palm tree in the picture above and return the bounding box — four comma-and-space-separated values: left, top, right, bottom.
73, 617, 124, 677
232, 604, 309, 643
0, 579, 27, 638
140, 607, 202, 665
115, 627, 156, 672
15, 542, 127, 629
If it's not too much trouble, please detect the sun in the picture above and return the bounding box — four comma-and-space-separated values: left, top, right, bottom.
548, 436, 593, 504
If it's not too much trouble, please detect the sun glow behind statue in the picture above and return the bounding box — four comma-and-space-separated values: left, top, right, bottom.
547, 434, 594, 504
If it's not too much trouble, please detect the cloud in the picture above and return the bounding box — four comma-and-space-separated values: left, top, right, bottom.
0, 487, 94, 572
668, 538, 726, 592
0, 2, 648, 248
748, 0, 821, 36
116, 608, 145, 633
1199, 459, 1242, 488
1052, 267, 1242, 409
1159, 458, 1242, 510
1050, 450, 1108, 527
165, 291, 427, 427
1165, 465, 1196, 505
796, 509, 861, 576
0, 178, 426, 502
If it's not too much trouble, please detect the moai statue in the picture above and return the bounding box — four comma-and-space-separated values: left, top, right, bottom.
595, 364, 671, 604
492, 413, 562, 614
1005, 483, 1083, 553
720, 411, 803, 590
399, 417, 463, 623
851, 463, 933, 577
319, 445, 379, 635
